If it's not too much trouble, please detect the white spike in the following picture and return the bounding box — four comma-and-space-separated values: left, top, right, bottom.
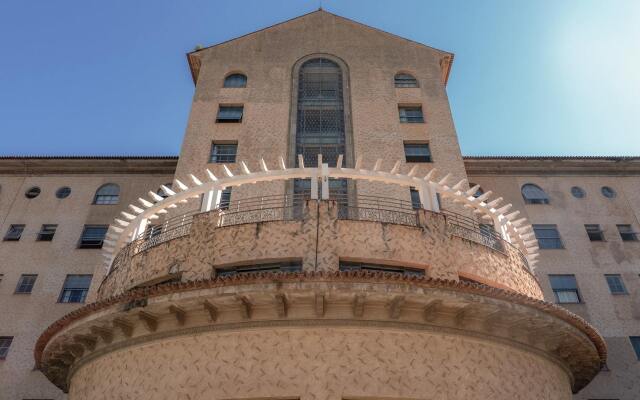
103, 239, 116, 247
390, 160, 401, 174
167, 204, 178, 209
527, 253, 540, 260
512, 218, 528, 226
452, 179, 468, 191
110, 226, 124, 233
487, 197, 503, 208
407, 165, 418, 177
161, 185, 176, 196
373, 159, 382, 171
521, 232, 536, 240
205, 169, 218, 181
149, 191, 164, 202
298, 155, 305, 169
157, 209, 168, 214
279, 156, 287, 170
259, 158, 269, 172
189, 174, 203, 186
106, 232, 119, 240
129, 204, 144, 214
475, 191, 492, 202
505, 210, 520, 220
466, 185, 481, 196
115, 219, 129, 227
148, 214, 159, 220
174, 179, 188, 191
317, 153, 323, 167
138, 198, 154, 208
121, 211, 136, 220
495, 204, 512, 214
336, 154, 343, 168
424, 169, 438, 181
222, 165, 234, 178
481, 214, 494, 220
524, 239, 539, 247
438, 173, 452, 186
240, 161, 250, 174
526, 245, 539, 252
354, 156, 363, 170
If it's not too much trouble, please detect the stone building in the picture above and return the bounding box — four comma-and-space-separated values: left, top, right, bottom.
0, 9, 637, 400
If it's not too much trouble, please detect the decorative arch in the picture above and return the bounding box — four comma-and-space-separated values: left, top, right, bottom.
94, 183, 120, 205
102, 156, 540, 272
521, 183, 549, 204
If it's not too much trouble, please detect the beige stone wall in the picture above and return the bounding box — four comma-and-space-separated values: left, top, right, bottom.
69, 327, 571, 400
98, 201, 540, 300
466, 158, 640, 400
0, 160, 175, 400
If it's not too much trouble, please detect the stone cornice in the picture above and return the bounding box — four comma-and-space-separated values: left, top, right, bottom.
0, 157, 178, 175
464, 157, 640, 176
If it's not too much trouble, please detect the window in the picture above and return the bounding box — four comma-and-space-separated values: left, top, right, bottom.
216, 261, 302, 277
15, 274, 37, 294
533, 224, 564, 249
25, 186, 41, 199
571, 186, 585, 198
394, 73, 418, 88
585, 224, 604, 241
223, 73, 247, 88
605, 274, 627, 294
469, 183, 484, 198
601, 186, 616, 198
36, 224, 57, 241
156, 183, 172, 199
549, 275, 581, 303
58, 274, 92, 303
398, 106, 424, 123
404, 142, 431, 162
210, 142, 238, 163
219, 188, 232, 210
55, 186, 71, 199
3, 224, 25, 241
521, 183, 549, 204
0, 336, 13, 359
216, 105, 243, 123
93, 183, 120, 205
409, 187, 421, 210
340, 261, 425, 277
78, 225, 108, 249
617, 225, 638, 241
631, 337, 640, 360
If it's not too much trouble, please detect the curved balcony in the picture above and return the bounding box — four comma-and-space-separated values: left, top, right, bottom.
98, 194, 541, 300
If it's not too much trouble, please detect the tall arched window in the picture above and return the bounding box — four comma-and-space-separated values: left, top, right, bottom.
93, 183, 120, 205
521, 183, 549, 204
294, 58, 348, 198
223, 73, 247, 88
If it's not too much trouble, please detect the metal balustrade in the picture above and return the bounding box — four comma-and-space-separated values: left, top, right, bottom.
441, 210, 506, 254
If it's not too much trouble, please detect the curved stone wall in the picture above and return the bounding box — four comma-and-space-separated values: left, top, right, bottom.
98, 201, 542, 300
69, 327, 571, 400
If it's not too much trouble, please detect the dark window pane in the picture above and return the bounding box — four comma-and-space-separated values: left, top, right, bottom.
601, 186, 616, 198
522, 184, 549, 204
94, 183, 120, 205
394, 73, 418, 88
216, 261, 302, 277
223, 73, 247, 88
399, 106, 424, 123
4, 224, 25, 241
56, 186, 71, 199
404, 143, 431, 162
25, 186, 41, 199
339, 261, 424, 277
15, 274, 37, 294
409, 187, 421, 210
605, 274, 627, 294
571, 186, 585, 198
0, 336, 13, 359
216, 106, 243, 122
585, 224, 604, 241
79, 225, 108, 248
631, 337, 640, 360
210, 143, 238, 163
58, 274, 92, 303
549, 274, 581, 303
617, 225, 638, 241
219, 188, 232, 210
37, 224, 57, 241
533, 225, 563, 249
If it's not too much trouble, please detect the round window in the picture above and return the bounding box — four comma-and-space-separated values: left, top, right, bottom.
25, 186, 41, 199
601, 186, 616, 198
56, 186, 71, 199
570, 186, 585, 198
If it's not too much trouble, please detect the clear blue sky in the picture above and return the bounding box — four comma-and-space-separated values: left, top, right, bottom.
0, 0, 638, 156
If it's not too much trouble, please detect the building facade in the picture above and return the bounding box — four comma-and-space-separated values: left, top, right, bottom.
0, 9, 637, 400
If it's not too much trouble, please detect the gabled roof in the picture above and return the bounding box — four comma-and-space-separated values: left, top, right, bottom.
186, 9, 454, 85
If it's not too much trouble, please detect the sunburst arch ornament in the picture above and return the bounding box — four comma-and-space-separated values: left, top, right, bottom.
102, 154, 539, 272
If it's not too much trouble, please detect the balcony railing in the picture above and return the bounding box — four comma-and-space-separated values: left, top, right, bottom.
441, 210, 506, 254
333, 194, 420, 227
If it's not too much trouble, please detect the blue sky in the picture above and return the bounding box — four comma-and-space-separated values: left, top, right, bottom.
0, 0, 638, 156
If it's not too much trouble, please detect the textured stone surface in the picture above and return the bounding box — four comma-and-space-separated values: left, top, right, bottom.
69, 328, 571, 400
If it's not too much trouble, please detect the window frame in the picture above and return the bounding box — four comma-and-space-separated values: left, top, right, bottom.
584, 224, 605, 242
533, 224, 564, 249
36, 224, 58, 241
570, 186, 586, 198
58, 274, 93, 303
398, 105, 424, 123
403, 142, 432, 163
601, 186, 617, 198
630, 336, 640, 360
15, 274, 38, 294
409, 187, 421, 210
78, 225, 109, 249
223, 73, 247, 88
340, 260, 425, 277
394, 73, 419, 88
521, 183, 550, 204
0, 336, 13, 359
605, 274, 627, 295
25, 186, 41, 199
93, 183, 120, 205
617, 224, 638, 242
3, 224, 25, 241
55, 186, 71, 199
216, 105, 244, 123
549, 274, 582, 304
210, 142, 238, 164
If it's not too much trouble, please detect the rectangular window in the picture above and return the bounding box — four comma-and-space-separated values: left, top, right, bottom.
215, 261, 302, 277
631, 337, 640, 360
216, 105, 243, 123
404, 142, 432, 162
533, 224, 564, 249
58, 274, 92, 303
219, 188, 232, 210
605, 274, 627, 294
15, 274, 37, 294
210, 142, 238, 163
617, 224, 638, 241
340, 261, 425, 277
585, 224, 604, 241
36, 224, 57, 241
0, 336, 13, 359
549, 274, 581, 303
409, 187, 421, 210
398, 106, 424, 123
3, 224, 25, 241
78, 225, 108, 249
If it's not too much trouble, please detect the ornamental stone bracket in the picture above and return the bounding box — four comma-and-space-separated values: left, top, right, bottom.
35, 273, 605, 394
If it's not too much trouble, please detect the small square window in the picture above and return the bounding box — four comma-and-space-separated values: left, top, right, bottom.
210, 142, 238, 163
549, 274, 581, 303
78, 225, 108, 249
15, 274, 37, 294
398, 106, 424, 123
37, 224, 57, 241
58, 274, 92, 303
404, 143, 432, 162
605, 274, 627, 295
3, 224, 25, 241
533, 225, 564, 249
630, 337, 640, 360
219, 188, 232, 210
216, 105, 243, 123
617, 225, 638, 241
0, 336, 13, 359
585, 224, 604, 241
